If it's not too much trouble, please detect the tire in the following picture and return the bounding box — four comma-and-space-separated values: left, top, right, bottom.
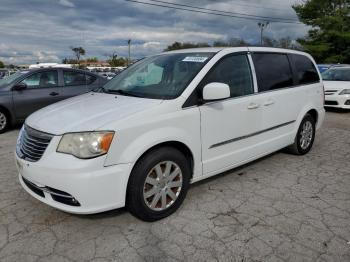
126, 147, 191, 221
287, 114, 316, 155
0, 109, 9, 134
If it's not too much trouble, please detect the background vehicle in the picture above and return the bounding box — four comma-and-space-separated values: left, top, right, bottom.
98, 72, 116, 80
0, 69, 10, 79
317, 64, 349, 73
322, 66, 350, 109
16, 47, 324, 221
0, 68, 107, 133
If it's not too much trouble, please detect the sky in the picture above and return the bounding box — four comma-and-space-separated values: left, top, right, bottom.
0, 0, 308, 64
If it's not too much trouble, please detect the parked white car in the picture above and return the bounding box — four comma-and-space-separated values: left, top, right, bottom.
15, 47, 325, 221
322, 67, 350, 109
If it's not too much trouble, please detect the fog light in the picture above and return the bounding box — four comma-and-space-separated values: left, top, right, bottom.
345, 100, 350, 105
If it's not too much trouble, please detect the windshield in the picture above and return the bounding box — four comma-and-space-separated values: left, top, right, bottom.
101, 52, 215, 99
322, 68, 350, 81
0, 71, 27, 86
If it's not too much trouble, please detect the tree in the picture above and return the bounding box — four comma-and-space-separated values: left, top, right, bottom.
164, 41, 210, 51
106, 52, 127, 67
213, 38, 251, 47
262, 36, 278, 48
261, 36, 303, 50
293, 0, 350, 63
86, 57, 98, 62
0, 60, 4, 68
70, 46, 85, 64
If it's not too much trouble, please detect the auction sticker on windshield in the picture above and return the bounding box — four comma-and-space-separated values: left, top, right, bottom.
182, 56, 208, 63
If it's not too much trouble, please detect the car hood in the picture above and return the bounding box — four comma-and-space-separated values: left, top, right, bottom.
323, 81, 350, 91
26, 92, 163, 135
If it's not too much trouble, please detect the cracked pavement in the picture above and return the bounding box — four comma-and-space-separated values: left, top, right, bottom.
0, 110, 349, 262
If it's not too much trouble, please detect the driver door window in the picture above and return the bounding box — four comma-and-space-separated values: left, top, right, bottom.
21, 71, 58, 88
202, 54, 254, 98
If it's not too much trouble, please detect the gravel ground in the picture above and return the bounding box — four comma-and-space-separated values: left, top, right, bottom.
0, 110, 349, 262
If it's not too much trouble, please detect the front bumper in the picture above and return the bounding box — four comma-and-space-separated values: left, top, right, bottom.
15, 136, 133, 214
325, 94, 350, 109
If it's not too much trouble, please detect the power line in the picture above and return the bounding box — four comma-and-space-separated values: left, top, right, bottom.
230, 0, 294, 11
148, 0, 296, 19
124, 0, 303, 25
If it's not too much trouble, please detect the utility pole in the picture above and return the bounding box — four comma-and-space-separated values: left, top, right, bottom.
258, 21, 269, 46
127, 39, 131, 66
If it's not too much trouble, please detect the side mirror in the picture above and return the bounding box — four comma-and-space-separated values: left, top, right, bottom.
202, 82, 230, 101
13, 82, 27, 91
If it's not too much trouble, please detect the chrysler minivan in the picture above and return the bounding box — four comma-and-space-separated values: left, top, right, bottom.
15, 47, 325, 221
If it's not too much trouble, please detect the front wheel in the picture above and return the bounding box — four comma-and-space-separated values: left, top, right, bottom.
287, 114, 316, 155
0, 110, 9, 134
126, 147, 191, 221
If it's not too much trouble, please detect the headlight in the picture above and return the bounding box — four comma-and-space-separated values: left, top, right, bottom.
57, 131, 114, 159
339, 89, 350, 95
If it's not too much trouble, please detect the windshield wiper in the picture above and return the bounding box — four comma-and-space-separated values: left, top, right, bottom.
106, 89, 143, 97
93, 86, 103, 93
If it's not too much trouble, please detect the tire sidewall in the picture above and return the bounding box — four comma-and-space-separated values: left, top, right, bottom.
295, 114, 316, 155
0, 110, 9, 134
127, 147, 191, 221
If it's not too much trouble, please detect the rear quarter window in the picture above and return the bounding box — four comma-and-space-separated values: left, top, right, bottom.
289, 54, 319, 85
63, 71, 86, 86
252, 53, 293, 92
86, 74, 97, 85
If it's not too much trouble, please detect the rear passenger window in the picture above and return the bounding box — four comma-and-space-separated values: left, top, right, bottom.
290, 54, 319, 85
63, 71, 86, 86
202, 54, 254, 98
86, 74, 97, 85
252, 53, 293, 92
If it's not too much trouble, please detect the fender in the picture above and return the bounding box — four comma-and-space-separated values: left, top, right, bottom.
294, 103, 322, 134
104, 126, 202, 178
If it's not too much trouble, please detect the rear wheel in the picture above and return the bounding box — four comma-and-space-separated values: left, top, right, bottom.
287, 114, 316, 155
126, 147, 191, 221
0, 110, 9, 134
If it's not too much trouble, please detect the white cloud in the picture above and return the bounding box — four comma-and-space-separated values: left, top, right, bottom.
58, 0, 75, 8
0, 0, 308, 64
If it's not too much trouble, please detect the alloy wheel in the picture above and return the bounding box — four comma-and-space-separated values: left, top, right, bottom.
0, 112, 7, 131
143, 161, 183, 211
300, 120, 313, 150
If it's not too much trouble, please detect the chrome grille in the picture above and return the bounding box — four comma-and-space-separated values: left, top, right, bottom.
16, 125, 53, 162
325, 90, 337, 95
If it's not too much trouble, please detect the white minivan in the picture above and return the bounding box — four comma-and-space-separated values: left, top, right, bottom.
15, 47, 325, 221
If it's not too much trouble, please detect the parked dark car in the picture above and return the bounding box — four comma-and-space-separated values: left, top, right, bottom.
0, 68, 107, 133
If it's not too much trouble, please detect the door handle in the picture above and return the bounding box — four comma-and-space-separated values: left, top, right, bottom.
263, 99, 275, 106
49, 92, 59, 96
247, 103, 260, 109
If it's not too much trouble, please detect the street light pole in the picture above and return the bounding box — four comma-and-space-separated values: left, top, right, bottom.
127, 39, 131, 66
258, 21, 269, 46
